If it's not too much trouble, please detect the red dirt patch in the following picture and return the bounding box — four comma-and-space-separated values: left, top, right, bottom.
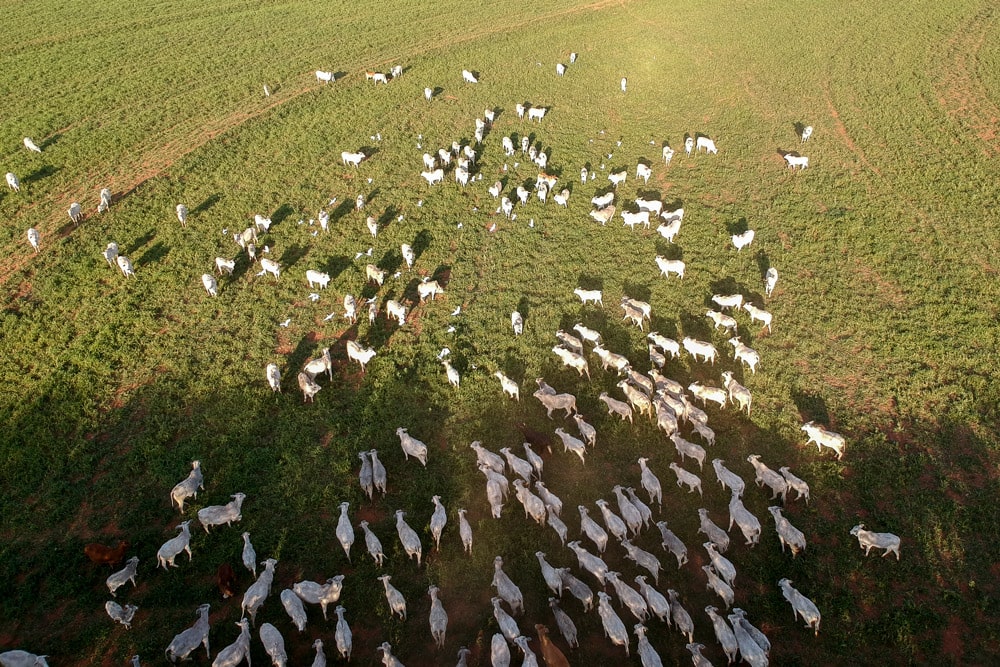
941, 615, 968, 661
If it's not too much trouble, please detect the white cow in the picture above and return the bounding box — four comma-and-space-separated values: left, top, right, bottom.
765, 267, 779, 297
608, 170, 627, 188
696, 137, 718, 154
117, 255, 136, 279
201, 274, 218, 297
801, 422, 846, 459
655, 256, 685, 279
316, 70, 334, 83
784, 154, 809, 169
850, 524, 900, 560
527, 107, 547, 122
573, 288, 603, 307
462, 69, 478, 83
684, 137, 694, 155
636, 163, 652, 184
68, 202, 83, 224
656, 218, 682, 243
662, 145, 675, 164
259, 258, 280, 281
801, 125, 813, 142
421, 169, 444, 186
732, 229, 755, 251
215, 257, 235, 275
621, 210, 650, 230
635, 198, 662, 216
341, 151, 365, 167
306, 270, 331, 289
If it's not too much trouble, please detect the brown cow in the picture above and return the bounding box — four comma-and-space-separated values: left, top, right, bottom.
217, 563, 237, 599
84, 540, 129, 567
535, 624, 570, 667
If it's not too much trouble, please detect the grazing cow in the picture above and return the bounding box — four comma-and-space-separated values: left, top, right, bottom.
117, 255, 136, 279
417, 279, 444, 302
684, 137, 694, 154
696, 137, 717, 153
462, 69, 478, 83
621, 77, 627, 93
527, 107, 547, 122
316, 70, 334, 83
68, 202, 83, 225
201, 274, 218, 297
732, 229, 755, 251
801, 125, 813, 142
662, 145, 675, 164
556, 63, 566, 75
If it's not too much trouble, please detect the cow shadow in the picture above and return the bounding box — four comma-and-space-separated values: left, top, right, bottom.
191, 194, 221, 216
664, 197, 684, 212
137, 241, 169, 267
24, 165, 60, 184
279, 244, 309, 269
323, 255, 352, 281
755, 250, 771, 281
331, 198, 354, 222
678, 310, 711, 340
431, 264, 452, 287
516, 296, 531, 321
271, 203, 295, 226
576, 273, 603, 291
432, 86, 444, 98
792, 122, 806, 139
412, 229, 433, 259
791, 387, 831, 426
654, 241, 683, 260
378, 205, 399, 232
498, 352, 527, 384
126, 230, 155, 255
726, 217, 749, 235
40, 133, 64, 150
621, 280, 652, 303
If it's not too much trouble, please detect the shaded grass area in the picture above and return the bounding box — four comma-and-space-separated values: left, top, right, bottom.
1, 0, 1000, 664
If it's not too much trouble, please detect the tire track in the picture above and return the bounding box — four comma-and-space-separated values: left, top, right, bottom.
932, 5, 999, 155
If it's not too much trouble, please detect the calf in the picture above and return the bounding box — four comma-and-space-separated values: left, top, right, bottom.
217, 562, 237, 599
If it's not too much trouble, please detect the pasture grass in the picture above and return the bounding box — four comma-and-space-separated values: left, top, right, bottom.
1, 0, 999, 664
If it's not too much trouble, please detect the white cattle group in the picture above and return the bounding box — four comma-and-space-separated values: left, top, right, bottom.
2, 34, 893, 667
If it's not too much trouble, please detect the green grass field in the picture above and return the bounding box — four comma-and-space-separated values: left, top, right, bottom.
2, 0, 999, 664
